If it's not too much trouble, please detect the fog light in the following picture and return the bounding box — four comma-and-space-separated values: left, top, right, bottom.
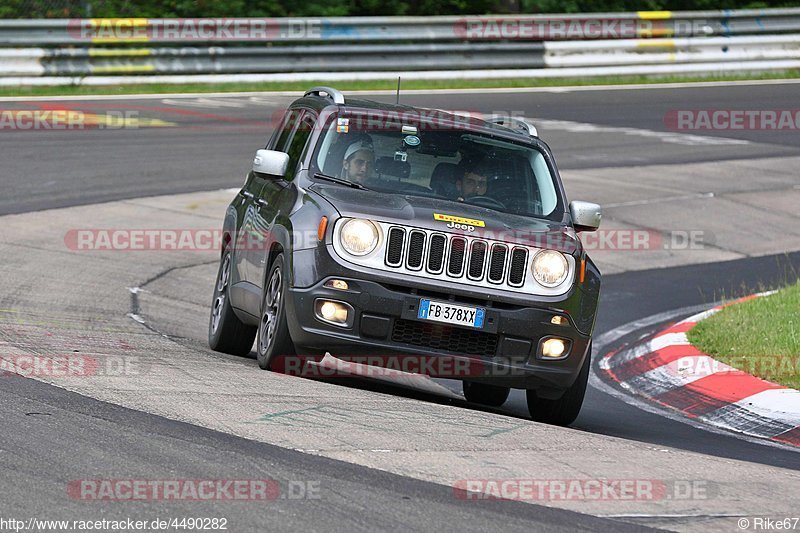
320, 302, 338, 320
541, 338, 568, 359
324, 279, 349, 291
314, 299, 352, 327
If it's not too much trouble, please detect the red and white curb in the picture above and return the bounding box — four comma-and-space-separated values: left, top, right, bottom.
599, 294, 800, 448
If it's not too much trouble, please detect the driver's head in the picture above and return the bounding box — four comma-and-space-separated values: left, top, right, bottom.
342, 140, 375, 184
457, 161, 490, 198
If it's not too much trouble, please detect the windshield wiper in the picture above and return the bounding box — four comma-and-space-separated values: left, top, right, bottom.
313, 173, 368, 190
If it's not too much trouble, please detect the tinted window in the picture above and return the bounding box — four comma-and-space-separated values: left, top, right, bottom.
272, 110, 301, 151
284, 115, 315, 181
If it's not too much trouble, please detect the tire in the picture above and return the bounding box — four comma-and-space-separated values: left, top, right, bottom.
526, 344, 591, 426
208, 246, 257, 356
463, 381, 510, 407
256, 254, 295, 370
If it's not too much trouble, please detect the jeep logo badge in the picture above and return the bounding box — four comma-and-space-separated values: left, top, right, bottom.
433, 213, 486, 230
447, 221, 476, 232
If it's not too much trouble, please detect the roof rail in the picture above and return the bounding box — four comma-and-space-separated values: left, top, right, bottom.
486, 115, 538, 138
304, 86, 345, 105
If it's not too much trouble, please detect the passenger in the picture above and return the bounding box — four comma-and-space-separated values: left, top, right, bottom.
341, 140, 375, 184
456, 160, 491, 201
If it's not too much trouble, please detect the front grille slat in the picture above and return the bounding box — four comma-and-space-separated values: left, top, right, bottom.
427, 234, 446, 273
488, 244, 508, 284
468, 241, 488, 280
508, 247, 528, 287
406, 231, 426, 270
448, 237, 467, 277
386, 227, 405, 267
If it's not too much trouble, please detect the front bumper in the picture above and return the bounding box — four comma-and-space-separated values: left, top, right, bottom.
284, 251, 594, 392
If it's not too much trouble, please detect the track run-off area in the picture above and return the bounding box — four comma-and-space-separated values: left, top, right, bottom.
1, 81, 799, 532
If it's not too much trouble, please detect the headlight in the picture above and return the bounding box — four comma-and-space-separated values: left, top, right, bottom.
532, 250, 569, 287
340, 219, 379, 256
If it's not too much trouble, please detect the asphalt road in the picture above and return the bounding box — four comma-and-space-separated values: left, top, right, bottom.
2, 376, 642, 533
1, 81, 799, 215
1, 82, 798, 531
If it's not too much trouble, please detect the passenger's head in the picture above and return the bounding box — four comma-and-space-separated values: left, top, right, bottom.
342, 139, 375, 183
457, 160, 491, 198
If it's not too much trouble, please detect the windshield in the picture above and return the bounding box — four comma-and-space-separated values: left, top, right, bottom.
310, 112, 562, 220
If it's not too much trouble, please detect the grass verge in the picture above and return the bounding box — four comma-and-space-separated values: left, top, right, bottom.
688, 282, 800, 389
1, 70, 800, 97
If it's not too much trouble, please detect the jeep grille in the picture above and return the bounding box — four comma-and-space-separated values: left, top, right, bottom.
385, 226, 527, 288
332, 220, 576, 297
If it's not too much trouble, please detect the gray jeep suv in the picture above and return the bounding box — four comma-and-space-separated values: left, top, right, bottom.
208, 87, 602, 426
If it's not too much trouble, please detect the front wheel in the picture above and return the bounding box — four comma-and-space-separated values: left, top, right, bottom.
526, 344, 591, 426
208, 247, 257, 356
256, 254, 295, 370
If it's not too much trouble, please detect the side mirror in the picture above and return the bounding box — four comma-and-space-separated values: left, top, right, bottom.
570, 201, 602, 232
253, 149, 289, 177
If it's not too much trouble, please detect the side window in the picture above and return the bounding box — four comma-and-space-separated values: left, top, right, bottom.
269, 110, 301, 151
283, 115, 316, 181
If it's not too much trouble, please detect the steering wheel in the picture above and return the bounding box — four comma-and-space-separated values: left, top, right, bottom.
466, 195, 506, 210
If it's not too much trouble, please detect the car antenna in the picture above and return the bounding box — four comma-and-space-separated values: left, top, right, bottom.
396, 77, 401, 105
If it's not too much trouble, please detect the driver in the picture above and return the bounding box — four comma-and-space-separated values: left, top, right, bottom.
456, 160, 491, 201
341, 139, 375, 185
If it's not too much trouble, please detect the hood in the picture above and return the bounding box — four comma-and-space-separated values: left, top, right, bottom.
310, 184, 579, 255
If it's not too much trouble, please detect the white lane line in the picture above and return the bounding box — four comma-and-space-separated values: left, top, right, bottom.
728, 389, 800, 427
603, 192, 714, 209
247, 96, 284, 105
600, 513, 747, 519
603, 332, 691, 370
679, 308, 720, 323
161, 97, 249, 108
624, 355, 735, 397
531, 118, 750, 146
127, 313, 146, 324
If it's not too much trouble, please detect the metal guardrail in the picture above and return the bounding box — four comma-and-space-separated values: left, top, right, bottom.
1, 9, 799, 83
2, 10, 800, 44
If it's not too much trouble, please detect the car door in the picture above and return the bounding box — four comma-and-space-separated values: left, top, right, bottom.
232, 167, 265, 293
241, 109, 302, 287
249, 110, 317, 290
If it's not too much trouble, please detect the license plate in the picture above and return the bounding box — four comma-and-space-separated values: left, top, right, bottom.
417, 299, 485, 329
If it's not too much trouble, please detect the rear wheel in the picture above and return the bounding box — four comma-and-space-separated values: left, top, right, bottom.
208, 247, 257, 356
463, 382, 510, 407
256, 254, 295, 370
526, 344, 591, 426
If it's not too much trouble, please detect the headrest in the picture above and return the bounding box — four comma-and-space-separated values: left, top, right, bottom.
375, 156, 411, 180
430, 162, 462, 196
